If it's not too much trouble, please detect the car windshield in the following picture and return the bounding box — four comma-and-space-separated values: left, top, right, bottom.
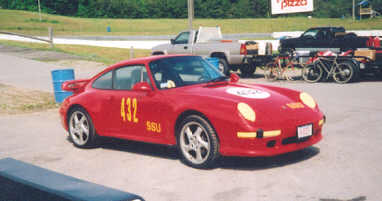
149, 56, 225, 90
301, 28, 320, 38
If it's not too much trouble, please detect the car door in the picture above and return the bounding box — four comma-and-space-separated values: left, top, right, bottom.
107, 65, 150, 139
89, 65, 166, 141
168, 31, 193, 54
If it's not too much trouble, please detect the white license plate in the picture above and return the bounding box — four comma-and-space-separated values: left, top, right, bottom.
297, 124, 313, 139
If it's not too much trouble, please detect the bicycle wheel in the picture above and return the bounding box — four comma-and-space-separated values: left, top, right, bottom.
264, 62, 278, 81
284, 64, 300, 81
302, 63, 323, 83
333, 62, 354, 84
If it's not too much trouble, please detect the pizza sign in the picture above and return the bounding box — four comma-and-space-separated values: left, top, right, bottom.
271, 0, 314, 15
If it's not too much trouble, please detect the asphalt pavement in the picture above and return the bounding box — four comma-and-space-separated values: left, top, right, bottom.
0, 53, 382, 201
0, 53, 104, 92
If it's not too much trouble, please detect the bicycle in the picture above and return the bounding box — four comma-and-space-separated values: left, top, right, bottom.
264, 53, 302, 81
302, 54, 358, 84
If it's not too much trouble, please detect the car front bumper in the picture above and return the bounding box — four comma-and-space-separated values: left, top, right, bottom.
219, 118, 324, 157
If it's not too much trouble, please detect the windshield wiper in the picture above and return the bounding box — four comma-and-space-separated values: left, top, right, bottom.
208, 76, 229, 83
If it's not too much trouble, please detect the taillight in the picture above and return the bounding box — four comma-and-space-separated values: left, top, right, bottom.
240, 43, 247, 55
367, 36, 373, 47
374, 37, 380, 48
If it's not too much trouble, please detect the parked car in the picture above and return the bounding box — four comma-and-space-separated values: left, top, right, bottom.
279, 27, 369, 53
60, 55, 325, 169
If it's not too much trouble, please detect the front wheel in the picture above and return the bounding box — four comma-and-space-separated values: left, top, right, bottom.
177, 115, 219, 169
333, 62, 354, 84
284, 64, 300, 81
264, 62, 278, 81
302, 63, 323, 83
68, 107, 97, 148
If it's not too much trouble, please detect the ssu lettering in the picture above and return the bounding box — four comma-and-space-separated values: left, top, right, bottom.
146, 121, 161, 133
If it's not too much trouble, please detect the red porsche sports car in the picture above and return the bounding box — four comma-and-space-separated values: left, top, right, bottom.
59, 55, 325, 168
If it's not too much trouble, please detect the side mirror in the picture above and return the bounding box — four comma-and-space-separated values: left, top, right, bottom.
170, 39, 175, 45
230, 73, 240, 83
132, 82, 152, 92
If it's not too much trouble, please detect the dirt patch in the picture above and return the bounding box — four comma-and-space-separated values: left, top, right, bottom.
0, 44, 83, 61
0, 44, 107, 115
47, 60, 106, 79
0, 83, 58, 115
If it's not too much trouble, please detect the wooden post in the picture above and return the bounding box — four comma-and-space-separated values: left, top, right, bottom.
48, 27, 54, 48
353, 0, 355, 21
130, 46, 134, 59
38, 0, 42, 22
188, 0, 194, 30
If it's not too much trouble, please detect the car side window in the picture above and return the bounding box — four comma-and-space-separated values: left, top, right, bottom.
113, 65, 151, 90
92, 71, 113, 89
174, 32, 190, 44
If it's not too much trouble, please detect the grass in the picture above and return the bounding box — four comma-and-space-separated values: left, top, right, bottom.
0, 40, 151, 64
1, 9, 381, 36
0, 83, 58, 114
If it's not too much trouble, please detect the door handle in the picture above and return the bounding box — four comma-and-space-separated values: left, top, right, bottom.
184, 46, 188, 50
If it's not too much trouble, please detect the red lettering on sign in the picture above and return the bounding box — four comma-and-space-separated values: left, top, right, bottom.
277, 0, 308, 10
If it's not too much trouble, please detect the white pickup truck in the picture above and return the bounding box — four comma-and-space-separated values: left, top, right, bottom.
152, 27, 270, 77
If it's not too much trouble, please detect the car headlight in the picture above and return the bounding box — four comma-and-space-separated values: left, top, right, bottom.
300, 92, 316, 109
237, 102, 256, 122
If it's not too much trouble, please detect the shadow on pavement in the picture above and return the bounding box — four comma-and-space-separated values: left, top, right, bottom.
99, 138, 179, 160
216, 146, 320, 170
86, 137, 320, 170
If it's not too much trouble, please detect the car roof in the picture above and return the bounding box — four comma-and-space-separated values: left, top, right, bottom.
308, 26, 345, 31
92, 54, 194, 79
108, 54, 193, 70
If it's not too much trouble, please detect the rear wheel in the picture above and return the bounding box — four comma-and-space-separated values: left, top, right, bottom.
240, 63, 256, 78
333, 62, 354, 84
177, 115, 219, 169
68, 107, 97, 148
264, 62, 278, 81
302, 63, 323, 83
284, 64, 299, 81
218, 58, 230, 76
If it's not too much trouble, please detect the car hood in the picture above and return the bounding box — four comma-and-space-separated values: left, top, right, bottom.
171, 82, 313, 112
280, 37, 300, 46
174, 82, 320, 125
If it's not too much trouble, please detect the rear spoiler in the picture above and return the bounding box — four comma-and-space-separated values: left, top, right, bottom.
62, 79, 90, 93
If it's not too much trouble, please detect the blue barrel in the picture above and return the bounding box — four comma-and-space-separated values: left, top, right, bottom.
205, 57, 219, 70
107, 26, 111, 32
51, 69, 74, 103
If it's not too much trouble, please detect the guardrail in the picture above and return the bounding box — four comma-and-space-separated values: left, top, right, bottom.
0, 27, 54, 47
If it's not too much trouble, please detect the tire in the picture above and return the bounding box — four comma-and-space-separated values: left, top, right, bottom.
264, 62, 278, 81
240, 63, 256, 78
177, 115, 219, 169
302, 63, 323, 83
68, 107, 98, 148
284, 64, 299, 81
218, 58, 230, 76
333, 62, 355, 84
345, 60, 360, 82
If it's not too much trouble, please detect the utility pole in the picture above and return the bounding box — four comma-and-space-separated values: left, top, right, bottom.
38, 0, 42, 22
353, 0, 355, 21
188, 0, 194, 30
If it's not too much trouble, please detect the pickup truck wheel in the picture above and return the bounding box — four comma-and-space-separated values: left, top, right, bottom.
218, 58, 230, 76
240, 63, 256, 78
